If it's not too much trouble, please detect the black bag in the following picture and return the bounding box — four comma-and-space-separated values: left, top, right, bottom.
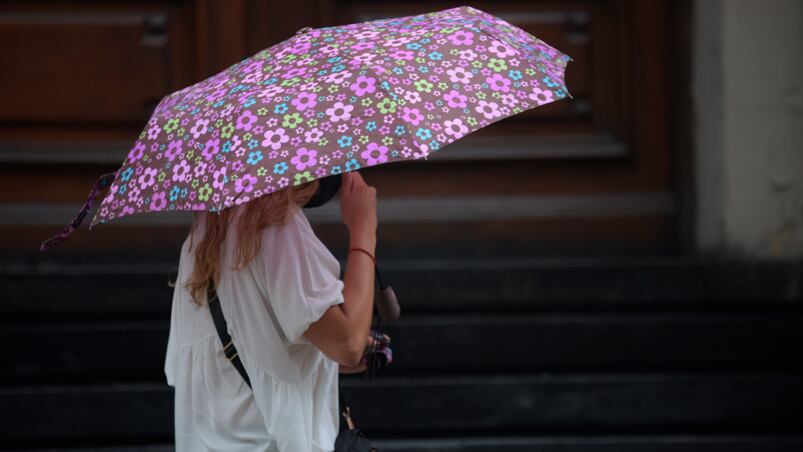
335, 424, 376, 452
206, 278, 377, 451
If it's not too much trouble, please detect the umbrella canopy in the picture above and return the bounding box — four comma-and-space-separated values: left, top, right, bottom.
41, 5, 571, 250
93, 5, 571, 224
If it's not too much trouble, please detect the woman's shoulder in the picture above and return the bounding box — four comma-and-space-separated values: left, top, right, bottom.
259, 204, 314, 240
258, 206, 339, 265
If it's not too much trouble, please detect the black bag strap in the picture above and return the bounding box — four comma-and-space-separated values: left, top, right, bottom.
207, 278, 252, 389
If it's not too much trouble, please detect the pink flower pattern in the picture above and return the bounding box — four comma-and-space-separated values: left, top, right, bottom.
291, 148, 318, 171
349, 76, 376, 96
93, 5, 570, 225
360, 143, 389, 165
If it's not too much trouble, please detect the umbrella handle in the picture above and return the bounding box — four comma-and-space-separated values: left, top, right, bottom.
373, 259, 400, 323
39, 171, 117, 252
375, 285, 400, 323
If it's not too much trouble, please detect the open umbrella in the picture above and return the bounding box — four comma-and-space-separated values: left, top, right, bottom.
40, 4, 571, 252
37, 8, 571, 447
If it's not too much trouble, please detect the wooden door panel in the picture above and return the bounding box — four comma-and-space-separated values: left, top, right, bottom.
321, 0, 674, 255
0, 0, 678, 257
338, 1, 628, 148
0, 10, 179, 124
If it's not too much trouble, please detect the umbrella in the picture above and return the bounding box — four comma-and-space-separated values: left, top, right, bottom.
40, 4, 571, 251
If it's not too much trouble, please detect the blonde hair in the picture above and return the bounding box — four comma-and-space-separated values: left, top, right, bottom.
183, 180, 320, 307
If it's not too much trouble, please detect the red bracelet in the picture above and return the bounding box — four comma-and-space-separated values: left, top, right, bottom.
347, 247, 376, 265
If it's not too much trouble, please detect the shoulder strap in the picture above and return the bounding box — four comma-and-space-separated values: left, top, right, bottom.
207, 278, 252, 389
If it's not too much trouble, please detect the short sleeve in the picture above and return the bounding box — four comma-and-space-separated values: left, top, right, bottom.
260, 207, 345, 343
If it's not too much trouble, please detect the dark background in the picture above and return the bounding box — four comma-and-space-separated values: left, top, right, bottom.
2, 0, 802, 451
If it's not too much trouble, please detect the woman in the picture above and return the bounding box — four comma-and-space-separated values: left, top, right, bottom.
165, 170, 379, 451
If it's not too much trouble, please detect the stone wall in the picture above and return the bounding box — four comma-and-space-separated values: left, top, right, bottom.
694, 0, 803, 257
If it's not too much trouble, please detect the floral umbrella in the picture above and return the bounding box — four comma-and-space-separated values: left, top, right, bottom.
41, 5, 571, 251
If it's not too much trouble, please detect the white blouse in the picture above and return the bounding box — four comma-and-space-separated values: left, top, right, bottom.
164, 204, 345, 452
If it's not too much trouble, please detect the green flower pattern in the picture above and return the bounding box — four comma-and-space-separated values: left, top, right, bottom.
93, 5, 570, 225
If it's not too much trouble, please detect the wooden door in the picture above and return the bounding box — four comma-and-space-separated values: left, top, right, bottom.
321, 0, 675, 257
0, 0, 678, 259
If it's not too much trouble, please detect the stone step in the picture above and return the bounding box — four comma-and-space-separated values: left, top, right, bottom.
14, 435, 803, 452
4, 312, 803, 382
2, 373, 802, 443
3, 257, 801, 319
371, 436, 803, 452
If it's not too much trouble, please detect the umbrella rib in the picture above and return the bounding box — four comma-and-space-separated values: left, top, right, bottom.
73, 5, 573, 229
460, 13, 572, 98
359, 62, 434, 161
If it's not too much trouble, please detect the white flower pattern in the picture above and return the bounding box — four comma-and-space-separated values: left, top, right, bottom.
93, 5, 571, 225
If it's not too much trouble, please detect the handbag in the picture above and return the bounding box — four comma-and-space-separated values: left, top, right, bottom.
206, 278, 378, 452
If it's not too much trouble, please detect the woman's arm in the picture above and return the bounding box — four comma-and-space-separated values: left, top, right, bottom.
303, 171, 377, 367
303, 229, 375, 366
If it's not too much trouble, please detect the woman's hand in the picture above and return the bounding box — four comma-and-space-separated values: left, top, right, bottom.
338, 332, 391, 374
340, 171, 377, 238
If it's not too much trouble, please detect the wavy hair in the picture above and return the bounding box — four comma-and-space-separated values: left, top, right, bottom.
183, 180, 320, 307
